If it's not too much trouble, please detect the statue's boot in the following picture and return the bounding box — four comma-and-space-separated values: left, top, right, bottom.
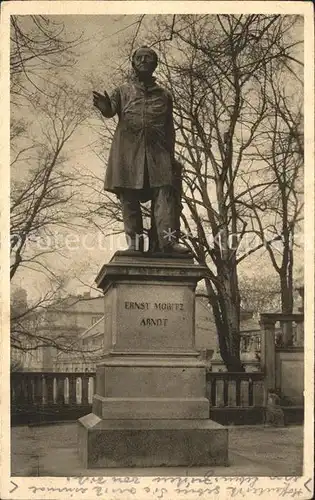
125, 235, 144, 253
167, 242, 192, 255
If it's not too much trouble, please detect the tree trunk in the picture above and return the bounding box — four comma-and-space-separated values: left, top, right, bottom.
205, 268, 244, 372
280, 274, 294, 347
219, 291, 244, 372
280, 275, 294, 313
277, 210, 294, 346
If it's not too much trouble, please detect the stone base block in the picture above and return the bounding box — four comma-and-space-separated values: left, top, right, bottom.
92, 394, 209, 419
78, 414, 228, 468
96, 363, 206, 399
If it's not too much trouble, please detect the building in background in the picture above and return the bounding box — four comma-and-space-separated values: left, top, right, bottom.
11, 286, 304, 372
55, 296, 263, 372
11, 289, 104, 372
53, 295, 218, 372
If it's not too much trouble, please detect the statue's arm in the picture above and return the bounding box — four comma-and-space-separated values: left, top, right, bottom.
93, 87, 121, 118
104, 88, 121, 118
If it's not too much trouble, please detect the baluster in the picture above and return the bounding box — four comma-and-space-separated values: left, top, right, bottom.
42, 375, 47, 404
64, 377, 69, 404
256, 335, 261, 353
240, 380, 249, 407
82, 376, 89, 405
16, 375, 22, 403
88, 377, 94, 404
53, 377, 57, 404
45, 375, 54, 405
235, 378, 241, 407
34, 374, 43, 405
23, 374, 30, 404
210, 377, 217, 406
56, 376, 65, 405
68, 375, 77, 405
253, 379, 264, 406
248, 377, 254, 406
26, 374, 34, 404
20, 375, 27, 404
228, 379, 236, 407
223, 378, 229, 406
31, 374, 37, 404
10, 375, 15, 405
93, 374, 96, 395
11, 374, 19, 404
240, 336, 245, 353
216, 379, 224, 407
77, 377, 82, 404
11, 374, 20, 405
295, 321, 304, 347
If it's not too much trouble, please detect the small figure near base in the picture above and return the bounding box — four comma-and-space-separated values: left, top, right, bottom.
264, 391, 285, 427
93, 46, 190, 256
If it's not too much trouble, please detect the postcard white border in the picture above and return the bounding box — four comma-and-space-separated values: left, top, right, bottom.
1, 2, 314, 499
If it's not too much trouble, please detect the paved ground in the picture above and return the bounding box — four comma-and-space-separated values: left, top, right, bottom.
11, 423, 303, 477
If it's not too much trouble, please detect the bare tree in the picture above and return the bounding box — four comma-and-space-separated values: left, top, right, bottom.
121, 14, 303, 370
10, 15, 91, 286
10, 80, 100, 358
10, 284, 104, 374
242, 78, 303, 344
238, 274, 281, 315
247, 89, 303, 315
9, 16, 114, 366
10, 15, 82, 103
10, 83, 92, 281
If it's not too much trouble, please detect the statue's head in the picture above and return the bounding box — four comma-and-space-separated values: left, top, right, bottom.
132, 46, 158, 77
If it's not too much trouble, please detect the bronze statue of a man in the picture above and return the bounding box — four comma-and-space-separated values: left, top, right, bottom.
93, 46, 189, 255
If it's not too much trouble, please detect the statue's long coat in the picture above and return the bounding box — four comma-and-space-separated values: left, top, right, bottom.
102, 75, 176, 199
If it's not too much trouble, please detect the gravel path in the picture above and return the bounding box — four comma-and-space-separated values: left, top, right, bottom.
11, 423, 303, 477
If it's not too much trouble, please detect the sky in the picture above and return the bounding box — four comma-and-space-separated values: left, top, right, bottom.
11, 15, 138, 297
10, 14, 305, 300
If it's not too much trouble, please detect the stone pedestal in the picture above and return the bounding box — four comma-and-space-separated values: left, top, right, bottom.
78, 253, 228, 467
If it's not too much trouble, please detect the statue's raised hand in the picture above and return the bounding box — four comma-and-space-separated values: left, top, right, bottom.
93, 90, 111, 115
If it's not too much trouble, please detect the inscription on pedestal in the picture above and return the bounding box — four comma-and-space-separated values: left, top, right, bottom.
114, 283, 194, 351
124, 301, 185, 327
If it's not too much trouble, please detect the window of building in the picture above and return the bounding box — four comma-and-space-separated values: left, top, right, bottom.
91, 316, 101, 325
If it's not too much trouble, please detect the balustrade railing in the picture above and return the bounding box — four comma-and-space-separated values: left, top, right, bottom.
11, 372, 95, 408
11, 364, 300, 426
240, 332, 261, 354
206, 371, 264, 408
12, 371, 264, 410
